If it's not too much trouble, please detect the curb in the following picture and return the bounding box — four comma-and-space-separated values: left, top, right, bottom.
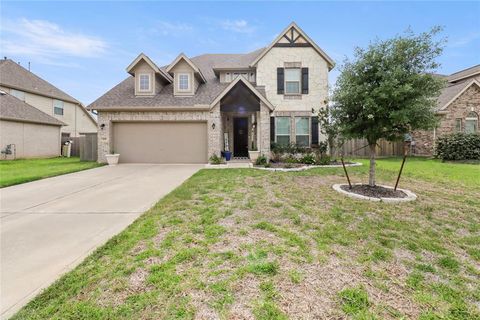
254, 162, 362, 172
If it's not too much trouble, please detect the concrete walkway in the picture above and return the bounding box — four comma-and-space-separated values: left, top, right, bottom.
0, 164, 201, 319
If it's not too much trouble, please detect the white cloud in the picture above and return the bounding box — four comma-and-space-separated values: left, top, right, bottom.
148, 21, 193, 36
219, 19, 255, 34
450, 32, 480, 48
0, 18, 107, 60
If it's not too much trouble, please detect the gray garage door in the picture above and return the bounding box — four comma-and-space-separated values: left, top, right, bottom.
113, 122, 208, 163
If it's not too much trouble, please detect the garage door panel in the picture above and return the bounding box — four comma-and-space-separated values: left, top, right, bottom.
113, 122, 207, 163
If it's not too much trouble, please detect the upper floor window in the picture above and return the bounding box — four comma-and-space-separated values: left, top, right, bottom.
138, 74, 151, 91
295, 117, 310, 147
233, 72, 248, 80
285, 68, 301, 94
455, 118, 462, 132
275, 117, 291, 146
11, 89, 25, 101
54, 99, 64, 116
465, 111, 478, 133
178, 73, 190, 91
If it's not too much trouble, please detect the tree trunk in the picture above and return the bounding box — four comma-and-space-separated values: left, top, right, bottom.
368, 143, 376, 187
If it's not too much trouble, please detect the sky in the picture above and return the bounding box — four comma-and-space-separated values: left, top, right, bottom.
1, 1, 479, 105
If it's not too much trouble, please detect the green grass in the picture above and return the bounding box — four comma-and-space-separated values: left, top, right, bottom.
0, 157, 103, 187
12, 158, 480, 319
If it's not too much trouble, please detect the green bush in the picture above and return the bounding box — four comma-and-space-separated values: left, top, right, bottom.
317, 154, 331, 165
435, 133, 480, 161
209, 154, 223, 165
255, 155, 268, 166
300, 154, 316, 165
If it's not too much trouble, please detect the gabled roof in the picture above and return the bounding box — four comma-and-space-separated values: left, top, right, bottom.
126, 53, 173, 83
0, 91, 65, 126
447, 64, 480, 83
0, 59, 80, 104
209, 76, 274, 110
437, 79, 480, 111
249, 22, 335, 70
166, 53, 207, 83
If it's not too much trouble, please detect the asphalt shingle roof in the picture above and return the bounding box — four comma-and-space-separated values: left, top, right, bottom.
0, 59, 79, 104
436, 76, 480, 111
448, 64, 480, 83
0, 91, 65, 126
87, 49, 265, 110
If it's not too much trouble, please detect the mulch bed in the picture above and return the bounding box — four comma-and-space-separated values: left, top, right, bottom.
340, 184, 407, 198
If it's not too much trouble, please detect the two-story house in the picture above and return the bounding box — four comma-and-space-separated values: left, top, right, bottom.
88, 22, 334, 163
0, 59, 97, 138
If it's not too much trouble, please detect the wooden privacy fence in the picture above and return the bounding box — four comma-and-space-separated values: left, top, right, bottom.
335, 138, 404, 157
61, 133, 97, 161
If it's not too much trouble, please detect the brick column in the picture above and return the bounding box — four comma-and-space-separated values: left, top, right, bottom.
97, 112, 112, 163
208, 103, 222, 158
259, 102, 271, 158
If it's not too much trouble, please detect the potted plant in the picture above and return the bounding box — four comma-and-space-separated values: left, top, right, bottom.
248, 141, 260, 163
105, 151, 120, 165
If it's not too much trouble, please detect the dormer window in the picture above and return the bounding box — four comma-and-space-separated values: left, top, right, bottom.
139, 74, 151, 91
178, 73, 190, 91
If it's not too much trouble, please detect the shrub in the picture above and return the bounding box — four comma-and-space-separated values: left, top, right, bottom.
209, 154, 223, 165
300, 154, 316, 165
435, 133, 480, 161
255, 155, 268, 166
317, 154, 331, 165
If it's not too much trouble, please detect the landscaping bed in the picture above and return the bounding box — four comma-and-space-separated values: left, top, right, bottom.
340, 184, 407, 198
13, 158, 480, 319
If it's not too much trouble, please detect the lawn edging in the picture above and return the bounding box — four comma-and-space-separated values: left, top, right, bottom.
254, 162, 362, 172
332, 183, 417, 203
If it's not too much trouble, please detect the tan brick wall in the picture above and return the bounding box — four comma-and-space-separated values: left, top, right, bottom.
413, 83, 480, 155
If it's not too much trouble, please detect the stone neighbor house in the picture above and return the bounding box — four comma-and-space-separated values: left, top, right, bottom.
88, 22, 334, 163
412, 65, 480, 156
0, 59, 97, 138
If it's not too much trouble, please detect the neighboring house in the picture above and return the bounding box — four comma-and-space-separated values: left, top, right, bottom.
0, 59, 97, 138
0, 91, 65, 159
412, 65, 480, 155
88, 22, 334, 163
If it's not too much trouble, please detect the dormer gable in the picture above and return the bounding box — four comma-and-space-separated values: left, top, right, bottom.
250, 22, 335, 70
126, 53, 172, 96
166, 53, 206, 96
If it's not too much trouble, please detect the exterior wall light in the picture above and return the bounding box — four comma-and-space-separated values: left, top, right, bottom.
100, 124, 106, 130
212, 123, 215, 130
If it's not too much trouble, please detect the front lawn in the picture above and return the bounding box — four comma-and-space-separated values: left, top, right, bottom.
13, 158, 480, 319
0, 157, 103, 188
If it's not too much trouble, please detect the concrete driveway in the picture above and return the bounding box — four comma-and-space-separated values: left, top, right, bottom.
0, 164, 202, 319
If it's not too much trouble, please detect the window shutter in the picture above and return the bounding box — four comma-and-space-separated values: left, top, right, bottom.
277, 68, 284, 94
311, 116, 319, 146
270, 117, 275, 142
302, 68, 309, 94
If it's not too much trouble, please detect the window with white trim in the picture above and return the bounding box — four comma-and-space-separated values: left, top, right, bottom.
285, 68, 301, 94
54, 99, 64, 116
275, 117, 290, 146
178, 73, 190, 91
455, 118, 462, 132
139, 74, 151, 91
295, 117, 309, 147
11, 89, 25, 101
465, 111, 478, 133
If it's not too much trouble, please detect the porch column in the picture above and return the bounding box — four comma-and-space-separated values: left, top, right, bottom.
208, 103, 222, 158
97, 111, 112, 163
259, 102, 271, 158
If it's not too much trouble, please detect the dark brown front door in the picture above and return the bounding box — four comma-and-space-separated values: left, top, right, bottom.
234, 117, 248, 157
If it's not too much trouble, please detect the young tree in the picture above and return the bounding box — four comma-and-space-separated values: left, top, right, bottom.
332, 27, 446, 186
317, 107, 341, 157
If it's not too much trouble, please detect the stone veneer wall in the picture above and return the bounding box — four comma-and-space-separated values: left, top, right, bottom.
96, 109, 221, 163
413, 83, 480, 156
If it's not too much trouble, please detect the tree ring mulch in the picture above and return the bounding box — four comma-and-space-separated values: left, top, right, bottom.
332, 183, 417, 203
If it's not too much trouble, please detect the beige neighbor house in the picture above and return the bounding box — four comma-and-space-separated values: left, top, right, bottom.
0, 91, 65, 159
88, 22, 334, 163
412, 65, 480, 155
0, 59, 97, 138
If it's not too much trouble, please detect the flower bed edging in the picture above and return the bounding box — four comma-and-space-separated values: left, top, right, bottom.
332, 183, 417, 203
254, 162, 362, 172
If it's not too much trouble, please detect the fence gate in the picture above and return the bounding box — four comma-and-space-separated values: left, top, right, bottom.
80, 133, 98, 161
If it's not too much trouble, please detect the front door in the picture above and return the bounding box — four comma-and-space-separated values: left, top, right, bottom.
234, 117, 248, 157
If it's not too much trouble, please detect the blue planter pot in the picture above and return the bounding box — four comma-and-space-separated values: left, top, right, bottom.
223, 151, 232, 161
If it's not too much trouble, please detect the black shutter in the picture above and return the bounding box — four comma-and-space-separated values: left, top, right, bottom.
302, 68, 309, 94
311, 116, 319, 146
277, 68, 284, 94
270, 117, 275, 142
